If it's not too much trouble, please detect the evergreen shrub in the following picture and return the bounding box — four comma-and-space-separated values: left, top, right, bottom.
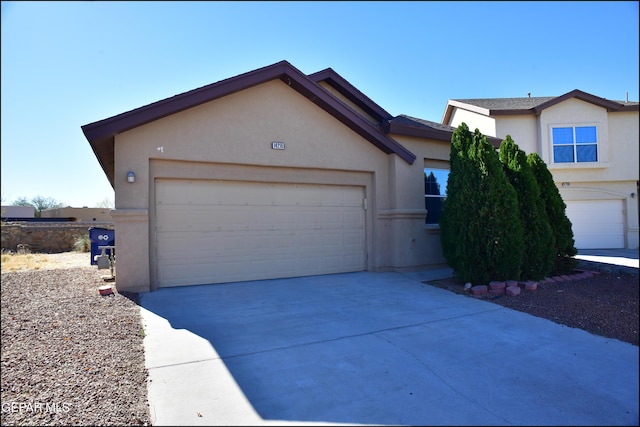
528, 153, 578, 274
499, 136, 555, 280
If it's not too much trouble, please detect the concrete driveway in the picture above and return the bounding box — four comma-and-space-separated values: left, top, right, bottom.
139, 269, 639, 426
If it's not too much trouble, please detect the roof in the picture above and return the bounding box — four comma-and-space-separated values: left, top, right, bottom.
386, 115, 504, 148
82, 60, 417, 187
308, 68, 394, 123
442, 89, 639, 123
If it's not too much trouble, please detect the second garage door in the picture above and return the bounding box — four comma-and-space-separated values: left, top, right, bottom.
565, 199, 625, 249
155, 179, 366, 287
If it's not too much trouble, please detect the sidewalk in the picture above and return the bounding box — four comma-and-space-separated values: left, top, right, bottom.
575, 248, 639, 276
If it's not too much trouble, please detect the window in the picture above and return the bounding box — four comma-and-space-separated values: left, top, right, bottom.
424, 168, 449, 225
552, 125, 598, 163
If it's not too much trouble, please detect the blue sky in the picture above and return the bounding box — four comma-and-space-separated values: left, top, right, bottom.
2, 1, 638, 208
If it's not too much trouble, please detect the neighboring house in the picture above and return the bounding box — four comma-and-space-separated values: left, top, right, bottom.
41, 207, 113, 222
1, 205, 35, 219
442, 90, 639, 251
82, 60, 501, 292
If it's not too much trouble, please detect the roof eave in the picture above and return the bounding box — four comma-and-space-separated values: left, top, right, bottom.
81, 61, 292, 142
308, 68, 394, 122
489, 109, 537, 116
386, 121, 453, 142
277, 66, 415, 164
533, 89, 624, 113
82, 61, 416, 187
385, 121, 502, 148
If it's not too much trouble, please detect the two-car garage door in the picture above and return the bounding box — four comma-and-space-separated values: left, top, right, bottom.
155, 179, 366, 288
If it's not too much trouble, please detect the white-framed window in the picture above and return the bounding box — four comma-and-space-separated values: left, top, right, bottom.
424, 168, 449, 225
552, 125, 598, 163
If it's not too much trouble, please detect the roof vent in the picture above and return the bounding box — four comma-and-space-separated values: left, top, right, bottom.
527, 92, 531, 98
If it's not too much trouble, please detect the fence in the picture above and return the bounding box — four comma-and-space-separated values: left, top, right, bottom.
1, 222, 114, 253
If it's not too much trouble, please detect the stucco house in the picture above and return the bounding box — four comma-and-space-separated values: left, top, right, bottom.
442, 90, 639, 251
41, 207, 113, 222
1, 205, 35, 219
81, 60, 499, 292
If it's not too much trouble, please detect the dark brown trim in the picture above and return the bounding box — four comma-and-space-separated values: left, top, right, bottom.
385, 120, 454, 142
82, 61, 416, 187
484, 109, 539, 116
533, 89, 624, 113
618, 104, 640, 111
308, 68, 393, 122
386, 117, 503, 148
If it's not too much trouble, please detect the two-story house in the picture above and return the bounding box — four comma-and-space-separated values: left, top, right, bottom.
442, 90, 639, 250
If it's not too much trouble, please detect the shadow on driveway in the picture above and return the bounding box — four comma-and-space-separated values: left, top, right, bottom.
139, 271, 639, 426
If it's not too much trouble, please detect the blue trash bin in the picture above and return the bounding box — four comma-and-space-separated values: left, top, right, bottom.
89, 227, 115, 265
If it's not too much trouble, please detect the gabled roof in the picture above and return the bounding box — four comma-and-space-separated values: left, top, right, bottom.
308, 68, 393, 123
388, 115, 503, 148
442, 89, 639, 124
82, 60, 416, 187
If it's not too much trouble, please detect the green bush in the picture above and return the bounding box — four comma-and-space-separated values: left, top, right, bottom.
527, 153, 578, 274
73, 234, 91, 253
500, 136, 555, 280
440, 124, 524, 283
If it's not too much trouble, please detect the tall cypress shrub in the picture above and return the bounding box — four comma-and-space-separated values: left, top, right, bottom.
470, 130, 524, 282
499, 137, 555, 280
440, 124, 524, 283
440, 123, 480, 276
527, 153, 578, 274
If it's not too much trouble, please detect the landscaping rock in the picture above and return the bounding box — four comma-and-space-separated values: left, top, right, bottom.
489, 281, 506, 290
506, 286, 521, 296
471, 285, 488, 296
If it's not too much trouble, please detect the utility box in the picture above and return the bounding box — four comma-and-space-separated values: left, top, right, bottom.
89, 227, 115, 265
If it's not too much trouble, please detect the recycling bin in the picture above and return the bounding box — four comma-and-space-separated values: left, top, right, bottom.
89, 227, 115, 265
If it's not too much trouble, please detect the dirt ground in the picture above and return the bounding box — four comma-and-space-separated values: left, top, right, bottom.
1, 251, 92, 272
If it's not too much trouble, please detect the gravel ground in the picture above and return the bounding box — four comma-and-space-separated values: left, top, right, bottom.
427, 268, 639, 346
1, 265, 151, 426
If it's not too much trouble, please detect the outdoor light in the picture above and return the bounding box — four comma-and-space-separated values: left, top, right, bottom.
127, 171, 136, 183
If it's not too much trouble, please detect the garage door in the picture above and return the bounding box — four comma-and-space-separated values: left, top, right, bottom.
155, 179, 366, 287
565, 200, 624, 249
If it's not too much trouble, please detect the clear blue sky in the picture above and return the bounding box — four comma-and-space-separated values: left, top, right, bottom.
2, 1, 638, 208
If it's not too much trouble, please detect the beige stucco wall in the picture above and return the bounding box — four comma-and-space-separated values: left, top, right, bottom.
383, 134, 453, 269
494, 116, 539, 153
112, 79, 444, 291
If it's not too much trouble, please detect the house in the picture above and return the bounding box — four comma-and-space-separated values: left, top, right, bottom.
442, 90, 639, 251
41, 207, 113, 222
1, 205, 35, 219
81, 60, 501, 292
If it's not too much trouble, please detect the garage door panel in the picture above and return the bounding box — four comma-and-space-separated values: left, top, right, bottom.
565, 200, 624, 249
155, 179, 366, 287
